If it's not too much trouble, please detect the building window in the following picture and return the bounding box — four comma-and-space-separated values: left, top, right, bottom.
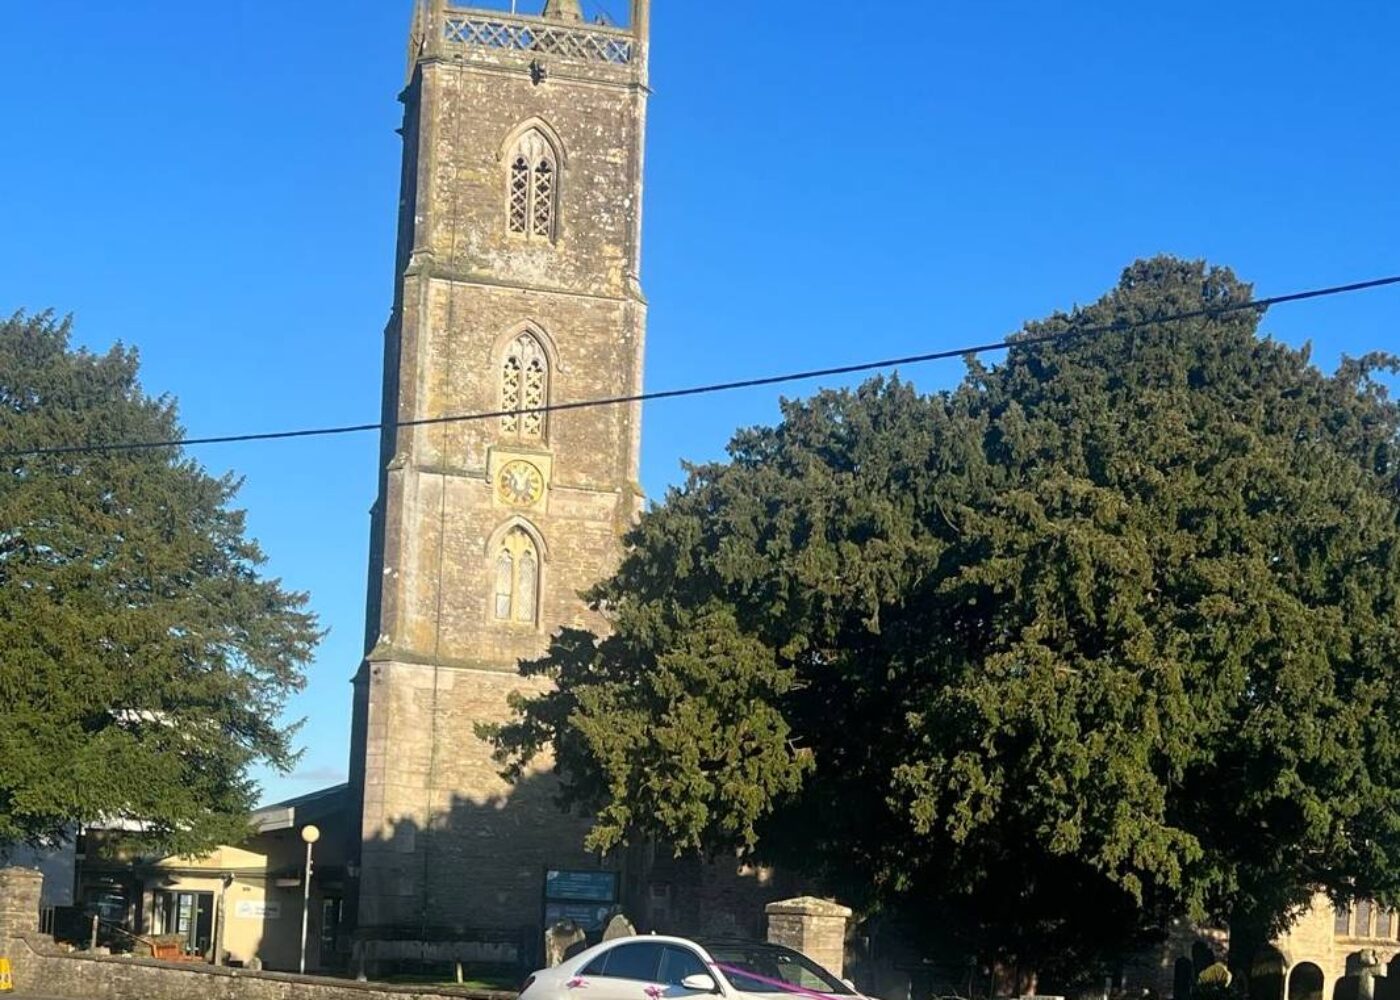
1335, 905, 1353, 936
1357, 900, 1374, 937
82, 883, 130, 928
493, 527, 540, 625
1377, 910, 1393, 939
320, 897, 343, 956
506, 129, 558, 240
501, 333, 549, 440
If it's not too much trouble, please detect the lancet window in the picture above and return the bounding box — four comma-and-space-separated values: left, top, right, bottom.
507, 129, 558, 240
493, 527, 540, 625
500, 333, 549, 440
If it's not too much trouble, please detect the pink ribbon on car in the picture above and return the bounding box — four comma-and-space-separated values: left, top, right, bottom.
712, 963, 845, 1000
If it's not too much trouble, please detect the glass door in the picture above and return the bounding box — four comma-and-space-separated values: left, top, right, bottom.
153, 890, 214, 956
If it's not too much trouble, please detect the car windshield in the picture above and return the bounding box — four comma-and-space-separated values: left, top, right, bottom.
701, 941, 854, 996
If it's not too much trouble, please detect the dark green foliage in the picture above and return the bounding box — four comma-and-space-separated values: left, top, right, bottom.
0, 312, 321, 855
489, 258, 1400, 972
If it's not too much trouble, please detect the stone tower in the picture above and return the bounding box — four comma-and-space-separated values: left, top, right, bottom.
347, 0, 651, 958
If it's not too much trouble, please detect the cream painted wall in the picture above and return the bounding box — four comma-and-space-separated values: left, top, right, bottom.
134, 844, 308, 969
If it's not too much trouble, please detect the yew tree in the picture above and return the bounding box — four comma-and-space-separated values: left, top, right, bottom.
491, 259, 1400, 975
0, 312, 321, 855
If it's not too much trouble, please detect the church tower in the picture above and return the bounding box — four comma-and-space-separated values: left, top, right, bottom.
348, 0, 651, 956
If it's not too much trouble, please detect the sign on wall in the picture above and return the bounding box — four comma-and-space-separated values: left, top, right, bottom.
546, 870, 619, 903
234, 900, 282, 920
544, 870, 619, 933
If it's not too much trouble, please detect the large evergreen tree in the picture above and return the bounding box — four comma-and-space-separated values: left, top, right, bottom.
0, 312, 321, 855
490, 259, 1400, 981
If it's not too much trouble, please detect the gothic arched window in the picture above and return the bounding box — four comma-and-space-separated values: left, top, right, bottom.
500, 333, 549, 440
506, 129, 558, 240
493, 527, 540, 625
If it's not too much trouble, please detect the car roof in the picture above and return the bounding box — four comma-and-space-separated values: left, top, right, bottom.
568, 934, 715, 956
696, 937, 801, 952
575, 935, 800, 954
563, 934, 817, 969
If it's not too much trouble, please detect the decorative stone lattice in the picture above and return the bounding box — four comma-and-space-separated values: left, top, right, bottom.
522, 359, 546, 438
532, 163, 555, 239
501, 355, 522, 432
506, 130, 558, 241
509, 157, 531, 234
443, 16, 634, 65
501, 334, 549, 439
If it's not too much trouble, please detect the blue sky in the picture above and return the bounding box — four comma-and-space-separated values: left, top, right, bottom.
1, 1, 1396, 806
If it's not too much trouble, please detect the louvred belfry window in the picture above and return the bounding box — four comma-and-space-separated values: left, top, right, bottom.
501, 333, 549, 440
506, 129, 558, 240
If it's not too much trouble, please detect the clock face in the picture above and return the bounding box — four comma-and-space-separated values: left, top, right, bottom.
497, 460, 545, 507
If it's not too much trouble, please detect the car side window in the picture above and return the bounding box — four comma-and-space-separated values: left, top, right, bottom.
592, 942, 663, 981
774, 953, 833, 992
660, 945, 709, 986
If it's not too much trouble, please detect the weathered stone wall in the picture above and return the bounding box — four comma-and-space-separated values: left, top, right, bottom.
766, 897, 853, 981
367, 280, 646, 668
354, 662, 606, 937
0, 866, 42, 936
0, 866, 44, 982
347, 0, 781, 953
351, 0, 651, 948
1121, 896, 1400, 1000
1, 867, 511, 1000
4, 936, 510, 1000
1274, 894, 1399, 998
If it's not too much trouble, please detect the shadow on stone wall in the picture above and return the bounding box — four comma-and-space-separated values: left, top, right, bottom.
349, 767, 804, 980
352, 768, 585, 980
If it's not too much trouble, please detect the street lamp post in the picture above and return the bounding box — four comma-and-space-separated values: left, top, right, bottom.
299, 825, 321, 975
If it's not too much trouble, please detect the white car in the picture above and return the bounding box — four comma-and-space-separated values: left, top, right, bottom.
519, 936, 864, 1000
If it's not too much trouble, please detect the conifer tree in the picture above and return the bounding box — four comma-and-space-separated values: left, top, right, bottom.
490, 259, 1400, 978
0, 312, 320, 855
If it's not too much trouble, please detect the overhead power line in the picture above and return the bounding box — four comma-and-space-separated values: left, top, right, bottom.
3, 273, 1398, 460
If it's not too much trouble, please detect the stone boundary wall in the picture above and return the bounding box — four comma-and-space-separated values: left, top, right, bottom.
4, 932, 516, 1000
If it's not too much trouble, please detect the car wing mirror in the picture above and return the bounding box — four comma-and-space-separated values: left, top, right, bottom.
682, 974, 720, 993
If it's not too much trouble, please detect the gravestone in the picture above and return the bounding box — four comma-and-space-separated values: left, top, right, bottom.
1357, 950, 1385, 1000
546, 921, 586, 967
602, 912, 636, 942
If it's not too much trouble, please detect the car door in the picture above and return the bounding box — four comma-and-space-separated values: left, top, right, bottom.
571, 941, 667, 1000
657, 943, 718, 1000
